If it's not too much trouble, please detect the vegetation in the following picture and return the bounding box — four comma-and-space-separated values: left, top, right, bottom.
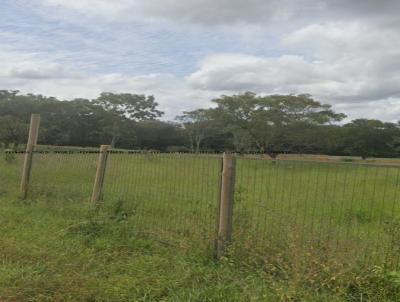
1, 88, 400, 300
1, 90, 399, 158
1, 152, 400, 301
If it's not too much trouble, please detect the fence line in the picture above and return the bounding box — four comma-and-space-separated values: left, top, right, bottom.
1, 148, 400, 268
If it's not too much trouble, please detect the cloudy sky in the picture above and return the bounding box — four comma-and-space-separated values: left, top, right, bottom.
1, 0, 400, 120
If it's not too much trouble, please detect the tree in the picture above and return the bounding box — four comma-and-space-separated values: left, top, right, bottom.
279, 122, 345, 155
1, 89, 399, 158
91, 93, 164, 147
209, 92, 346, 155
343, 119, 400, 159
91, 92, 163, 120
176, 109, 214, 153
0, 115, 28, 149
135, 120, 185, 151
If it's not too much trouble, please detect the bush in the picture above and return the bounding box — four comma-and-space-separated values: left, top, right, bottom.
165, 145, 190, 153
345, 266, 400, 301
341, 157, 354, 162
4, 150, 16, 164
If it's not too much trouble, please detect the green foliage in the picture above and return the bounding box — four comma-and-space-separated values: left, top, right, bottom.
1, 90, 400, 157
165, 145, 190, 152
177, 109, 217, 153
345, 266, 400, 301
206, 92, 347, 154
1, 154, 400, 300
1, 196, 399, 301
0, 115, 28, 148
92, 92, 163, 121
344, 119, 400, 159
4, 150, 16, 164
0, 90, 185, 151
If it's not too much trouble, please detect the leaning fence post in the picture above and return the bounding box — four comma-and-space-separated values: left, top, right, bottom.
91, 145, 110, 204
20, 114, 41, 199
216, 152, 236, 259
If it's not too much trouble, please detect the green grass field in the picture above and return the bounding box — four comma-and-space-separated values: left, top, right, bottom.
1, 151, 400, 301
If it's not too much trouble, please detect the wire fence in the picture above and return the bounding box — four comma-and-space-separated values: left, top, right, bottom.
1, 150, 400, 269
233, 158, 400, 270
102, 152, 221, 244
30, 151, 98, 201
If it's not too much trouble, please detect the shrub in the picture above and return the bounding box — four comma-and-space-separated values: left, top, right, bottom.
4, 150, 16, 164
165, 145, 190, 153
341, 157, 354, 162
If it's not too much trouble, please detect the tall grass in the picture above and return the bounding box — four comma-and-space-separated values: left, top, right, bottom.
1, 151, 400, 301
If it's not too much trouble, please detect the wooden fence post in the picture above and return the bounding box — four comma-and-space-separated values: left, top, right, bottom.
216, 152, 236, 259
91, 145, 110, 204
20, 114, 40, 199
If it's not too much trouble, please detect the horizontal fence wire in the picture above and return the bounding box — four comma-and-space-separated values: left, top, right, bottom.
102, 152, 221, 247
0, 152, 25, 197
1, 150, 399, 268
234, 157, 400, 270
29, 151, 98, 201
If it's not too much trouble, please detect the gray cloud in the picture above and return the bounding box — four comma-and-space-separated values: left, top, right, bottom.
186, 19, 400, 105
36, 0, 400, 29
139, 0, 400, 30
4, 0, 400, 122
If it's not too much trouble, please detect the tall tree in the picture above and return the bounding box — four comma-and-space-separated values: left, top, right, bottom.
210, 92, 346, 155
343, 119, 400, 159
176, 109, 214, 153
0, 115, 28, 149
135, 120, 185, 151
91, 93, 163, 147
91, 92, 163, 120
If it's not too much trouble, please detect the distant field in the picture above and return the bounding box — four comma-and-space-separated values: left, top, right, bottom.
5, 145, 400, 166
245, 152, 400, 166
1, 151, 400, 301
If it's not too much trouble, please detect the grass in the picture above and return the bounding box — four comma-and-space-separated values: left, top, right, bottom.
1, 151, 400, 301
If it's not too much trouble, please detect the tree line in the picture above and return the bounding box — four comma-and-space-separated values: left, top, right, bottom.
0, 90, 399, 158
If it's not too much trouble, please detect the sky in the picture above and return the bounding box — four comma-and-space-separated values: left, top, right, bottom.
1, 0, 400, 121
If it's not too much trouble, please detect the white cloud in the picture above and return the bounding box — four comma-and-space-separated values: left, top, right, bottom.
182, 19, 400, 122
187, 53, 324, 92
0, 49, 214, 118
8, 62, 68, 79
284, 22, 400, 60
186, 21, 400, 111
36, 0, 140, 22
2, 39, 399, 121
2, 1, 400, 122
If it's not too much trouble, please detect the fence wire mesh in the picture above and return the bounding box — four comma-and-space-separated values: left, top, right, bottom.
30, 151, 98, 201
0, 151, 25, 197
102, 152, 221, 244
1, 150, 399, 268
233, 157, 400, 270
